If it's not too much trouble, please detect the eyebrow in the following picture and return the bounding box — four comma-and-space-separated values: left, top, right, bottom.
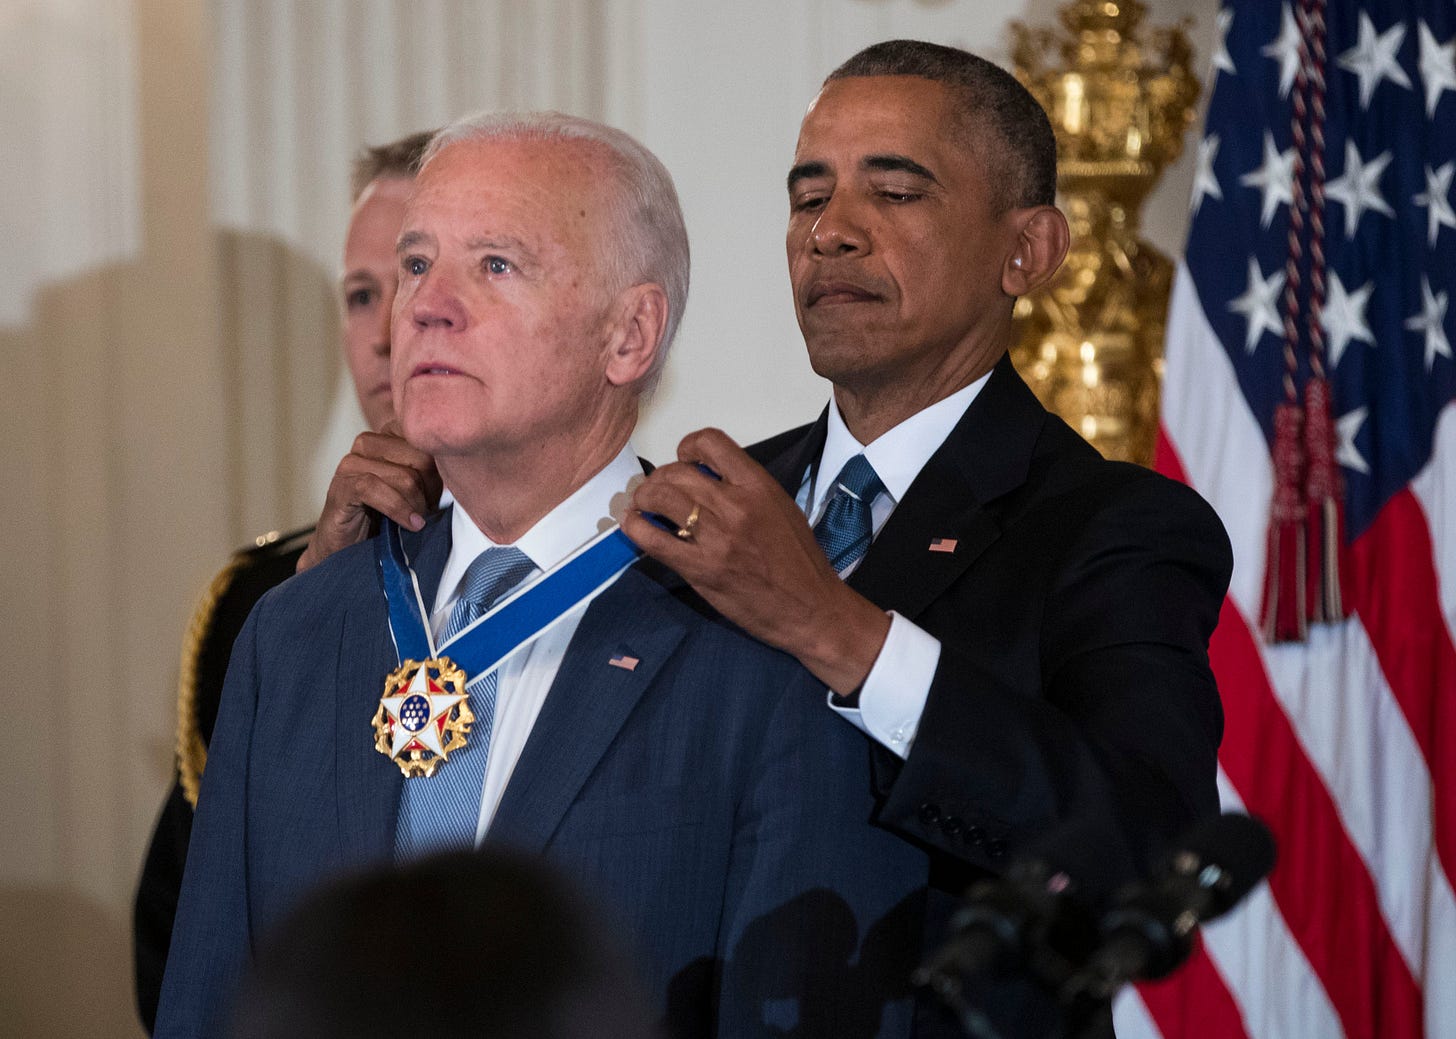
786, 154, 942, 193
396, 230, 433, 254
863, 154, 940, 184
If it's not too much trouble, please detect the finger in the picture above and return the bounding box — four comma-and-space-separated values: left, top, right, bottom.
621, 507, 704, 565
675, 428, 765, 485
350, 429, 437, 469
629, 479, 707, 532
337, 472, 430, 531
335, 452, 438, 507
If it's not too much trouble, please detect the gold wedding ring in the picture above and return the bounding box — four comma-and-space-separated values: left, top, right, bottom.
676, 504, 701, 541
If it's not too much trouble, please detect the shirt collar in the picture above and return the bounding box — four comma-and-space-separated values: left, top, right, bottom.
439, 444, 643, 604
811, 372, 991, 516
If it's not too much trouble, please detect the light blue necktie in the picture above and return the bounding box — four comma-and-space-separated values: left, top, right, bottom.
394, 546, 535, 861
813, 454, 885, 574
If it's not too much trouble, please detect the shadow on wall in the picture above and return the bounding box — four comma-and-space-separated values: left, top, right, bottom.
0, 227, 339, 1039
0, 886, 144, 1039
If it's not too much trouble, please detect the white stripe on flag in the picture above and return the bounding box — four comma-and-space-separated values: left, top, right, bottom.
1209, 773, 1344, 1039
1410, 403, 1456, 637
1161, 265, 1272, 610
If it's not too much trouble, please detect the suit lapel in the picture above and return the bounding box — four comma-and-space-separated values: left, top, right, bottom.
848, 355, 1048, 622
335, 513, 453, 862
486, 567, 688, 853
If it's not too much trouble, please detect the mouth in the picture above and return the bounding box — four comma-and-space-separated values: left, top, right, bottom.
371, 381, 392, 396
805, 280, 883, 307
410, 363, 466, 378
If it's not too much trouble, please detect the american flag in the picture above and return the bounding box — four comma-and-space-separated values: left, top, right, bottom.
1116, 2, 1456, 1037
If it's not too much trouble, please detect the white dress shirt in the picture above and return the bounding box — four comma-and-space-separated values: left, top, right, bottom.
431, 444, 643, 843
798, 373, 991, 758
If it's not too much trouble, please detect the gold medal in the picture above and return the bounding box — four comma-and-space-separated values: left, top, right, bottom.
371, 657, 473, 778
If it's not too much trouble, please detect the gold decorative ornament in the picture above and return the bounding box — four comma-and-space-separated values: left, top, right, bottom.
1010, 0, 1202, 464
372, 657, 474, 778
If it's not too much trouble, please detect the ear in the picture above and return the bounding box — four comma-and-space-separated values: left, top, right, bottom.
1001, 205, 1070, 298
604, 282, 670, 388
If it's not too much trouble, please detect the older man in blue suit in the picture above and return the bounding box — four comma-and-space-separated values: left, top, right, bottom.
156, 113, 927, 1039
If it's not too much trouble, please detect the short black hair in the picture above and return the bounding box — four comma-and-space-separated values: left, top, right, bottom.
826, 40, 1057, 210
229, 850, 657, 1039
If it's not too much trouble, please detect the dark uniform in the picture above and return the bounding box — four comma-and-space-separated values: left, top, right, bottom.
134, 527, 312, 1034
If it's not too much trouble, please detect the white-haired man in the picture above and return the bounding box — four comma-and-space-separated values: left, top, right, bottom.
155, 112, 926, 1039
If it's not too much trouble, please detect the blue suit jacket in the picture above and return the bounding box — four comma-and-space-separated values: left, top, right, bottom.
155, 512, 929, 1038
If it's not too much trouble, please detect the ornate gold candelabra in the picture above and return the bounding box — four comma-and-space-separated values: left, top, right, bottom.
1010, 0, 1201, 464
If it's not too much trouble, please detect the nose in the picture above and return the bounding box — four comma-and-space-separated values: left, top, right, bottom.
809, 194, 869, 257
408, 268, 467, 332
374, 286, 394, 356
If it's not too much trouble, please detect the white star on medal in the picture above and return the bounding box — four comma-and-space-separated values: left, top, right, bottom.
379, 665, 467, 758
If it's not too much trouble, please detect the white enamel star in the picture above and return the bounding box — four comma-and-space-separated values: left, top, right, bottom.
1325, 141, 1394, 239
1337, 407, 1370, 475
1228, 256, 1287, 354
1418, 21, 1456, 118
1405, 276, 1452, 371
1263, 4, 1302, 99
1239, 131, 1295, 229
1322, 270, 1375, 370
1338, 12, 1412, 109
379, 664, 467, 758
1192, 134, 1223, 216
1414, 161, 1456, 248
1211, 8, 1236, 78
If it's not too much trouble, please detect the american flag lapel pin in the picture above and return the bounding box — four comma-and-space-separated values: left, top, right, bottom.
928, 537, 958, 554
608, 652, 639, 671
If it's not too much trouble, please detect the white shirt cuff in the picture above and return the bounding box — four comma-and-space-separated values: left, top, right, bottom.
825, 611, 940, 759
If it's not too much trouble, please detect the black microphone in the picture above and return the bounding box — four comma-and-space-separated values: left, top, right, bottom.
915, 818, 1131, 1039
1063, 812, 1276, 1003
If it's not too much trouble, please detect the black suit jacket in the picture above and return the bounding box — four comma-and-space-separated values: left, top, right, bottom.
753, 355, 1231, 1035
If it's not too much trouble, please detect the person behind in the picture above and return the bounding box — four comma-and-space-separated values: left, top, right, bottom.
230, 849, 661, 1039
132, 130, 439, 1033
154, 111, 926, 1039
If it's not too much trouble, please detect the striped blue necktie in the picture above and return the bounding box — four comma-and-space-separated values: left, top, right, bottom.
394, 546, 535, 861
813, 454, 885, 574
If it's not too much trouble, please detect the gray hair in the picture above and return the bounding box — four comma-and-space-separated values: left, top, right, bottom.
423, 112, 690, 387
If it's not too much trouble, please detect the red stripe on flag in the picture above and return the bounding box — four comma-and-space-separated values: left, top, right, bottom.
1348, 487, 1456, 884
1157, 425, 1424, 1039
1211, 595, 1423, 1038
1136, 940, 1251, 1039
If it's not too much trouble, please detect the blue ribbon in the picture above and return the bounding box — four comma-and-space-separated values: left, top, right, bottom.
376, 517, 643, 684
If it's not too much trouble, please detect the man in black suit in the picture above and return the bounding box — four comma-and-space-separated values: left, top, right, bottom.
625, 40, 1229, 878
621, 41, 1231, 1032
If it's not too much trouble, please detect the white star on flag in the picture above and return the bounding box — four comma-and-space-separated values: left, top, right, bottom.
1336, 406, 1371, 475
1325, 141, 1395, 238
379, 665, 467, 758
1263, 4, 1302, 99
1212, 8, 1236, 78
1228, 256, 1286, 353
1322, 270, 1376, 369
1414, 161, 1456, 247
1191, 134, 1223, 216
1239, 131, 1295, 228
1338, 12, 1412, 109
1405, 276, 1453, 371
1418, 20, 1456, 118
